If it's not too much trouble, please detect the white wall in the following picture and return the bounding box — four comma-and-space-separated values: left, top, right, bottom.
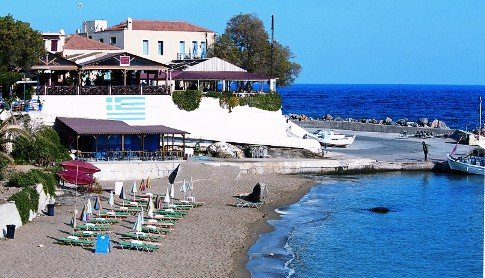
0, 184, 50, 238
91, 29, 214, 64
37, 95, 321, 153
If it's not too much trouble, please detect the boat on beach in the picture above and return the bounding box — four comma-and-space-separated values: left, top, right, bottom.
307, 130, 355, 147
446, 153, 485, 175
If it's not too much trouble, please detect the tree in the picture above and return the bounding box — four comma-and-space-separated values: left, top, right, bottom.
208, 14, 301, 87
0, 15, 45, 96
0, 114, 30, 164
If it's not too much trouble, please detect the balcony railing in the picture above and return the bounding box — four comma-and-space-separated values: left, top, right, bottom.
36, 85, 170, 95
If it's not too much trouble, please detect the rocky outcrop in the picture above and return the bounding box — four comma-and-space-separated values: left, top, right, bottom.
207, 142, 245, 159
430, 119, 447, 129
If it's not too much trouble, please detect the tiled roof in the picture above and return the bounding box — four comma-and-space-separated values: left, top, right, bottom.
56, 117, 188, 135
64, 35, 121, 50
106, 20, 213, 33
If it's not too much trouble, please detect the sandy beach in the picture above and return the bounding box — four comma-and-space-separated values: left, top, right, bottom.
0, 160, 314, 278
0, 128, 475, 277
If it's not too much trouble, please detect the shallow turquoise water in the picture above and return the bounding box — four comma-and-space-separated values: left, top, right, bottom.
247, 172, 483, 277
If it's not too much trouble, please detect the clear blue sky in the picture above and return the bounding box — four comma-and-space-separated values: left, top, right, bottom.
1, 0, 484, 85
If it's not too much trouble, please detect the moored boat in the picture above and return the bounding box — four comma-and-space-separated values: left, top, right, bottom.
446, 154, 485, 175
308, 130, 355, 147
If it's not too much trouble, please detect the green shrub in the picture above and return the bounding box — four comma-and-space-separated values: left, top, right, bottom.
203, 91, 221, 98
239, 91, 282, 111
172, 90, 202, 111
8, 187, 39, 224
11, 126, 70, 166
7, 169, 57, 196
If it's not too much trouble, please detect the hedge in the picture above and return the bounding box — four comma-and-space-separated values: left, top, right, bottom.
172, 90, 202, 111
7, 169, 56, 196
8, 187, 39, 224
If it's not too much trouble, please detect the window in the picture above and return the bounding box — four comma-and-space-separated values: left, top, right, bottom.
99, 38, 104, 43
179, 41, 185, 59
158, 41, 164, 55
200, 42, 207, 58
50, 40, 58, 52
110, 37, 117, 44
192, 41, 198, 58
142, 40, 149, 55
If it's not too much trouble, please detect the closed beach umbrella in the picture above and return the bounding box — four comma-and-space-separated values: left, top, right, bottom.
79, 205, 87, 222
108, 191, 114, 209
119, 186, 125, 199
94, 194, 101, 211
140, 206, 145, 225
139, 179, 145, 192
180, 180, 187, 201
146, 177, 151, 189
164, 188, 170, 204
86, 198, 93, 215
133, 212, 142, 232
188, 177, 194, 197
131, 181, 137, 201
147, 196, 154, 218
170, 183, 175, 199
72, 209, 77, 229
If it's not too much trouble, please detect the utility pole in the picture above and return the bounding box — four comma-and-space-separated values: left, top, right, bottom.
270, 15, 274, 78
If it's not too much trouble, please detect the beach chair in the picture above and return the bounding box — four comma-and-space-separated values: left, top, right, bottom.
73, 230, 99, 238
145, 218, 175, 228
76, 223, 112, 231
118, 240, 159, 252
55, 236, 94, 247
142, 225, 171, 235
236, 200, 264, 209
121, 232, 164, 242
88, 217, 120, 224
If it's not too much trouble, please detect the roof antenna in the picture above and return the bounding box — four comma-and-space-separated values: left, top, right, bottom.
77, 2, 83, 34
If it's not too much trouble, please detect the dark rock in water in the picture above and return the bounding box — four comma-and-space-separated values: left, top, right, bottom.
397, 118, 408, 126
369, 206, 390, 213
418, 117, 429, 127
384, 117, 393, 125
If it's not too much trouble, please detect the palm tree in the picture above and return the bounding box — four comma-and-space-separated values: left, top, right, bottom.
0, 113, 30, 163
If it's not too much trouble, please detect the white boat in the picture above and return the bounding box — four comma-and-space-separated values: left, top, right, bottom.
307, 130, 355, 147
447, 154, 485, 175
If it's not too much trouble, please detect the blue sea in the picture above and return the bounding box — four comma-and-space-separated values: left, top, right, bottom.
247, 84, 485, 277
279, 84, 485, 130
247, 172, 483, 277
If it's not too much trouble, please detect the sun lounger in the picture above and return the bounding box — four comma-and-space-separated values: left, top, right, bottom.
153, 214, 181, 221
88, 217, 120, 224
97, 211, 129, 218
145, 219, 175, 228
121, 232, 164, 242
56, 236, 94, 247
175, 200, 205, 207
76, 223, 112, 231
118, 240, 159, 252
236, 200, 264, 209
73, 230, 99, 238
142, 225, 171, 235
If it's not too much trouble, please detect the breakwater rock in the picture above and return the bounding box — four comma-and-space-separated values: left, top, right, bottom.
288, 114, 449, 129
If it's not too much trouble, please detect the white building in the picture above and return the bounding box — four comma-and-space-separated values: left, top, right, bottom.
88, 18, 215, 65
42, 29, 66, 54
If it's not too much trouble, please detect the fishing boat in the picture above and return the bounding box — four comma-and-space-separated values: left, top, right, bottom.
447, 153, 484, 175
446, 96, 484, 175
307, 130, 355, 147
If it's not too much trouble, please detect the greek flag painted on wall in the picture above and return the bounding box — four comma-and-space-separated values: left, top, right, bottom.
106, 96, 146, 121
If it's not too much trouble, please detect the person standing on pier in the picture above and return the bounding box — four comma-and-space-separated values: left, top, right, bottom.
422, 141, 429, 161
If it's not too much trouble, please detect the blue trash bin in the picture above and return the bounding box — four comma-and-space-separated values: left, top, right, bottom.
47, 204, 55, 216
6, 224, 15, 239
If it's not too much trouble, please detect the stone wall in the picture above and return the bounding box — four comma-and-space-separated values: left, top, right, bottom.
92, 160, 181, 181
